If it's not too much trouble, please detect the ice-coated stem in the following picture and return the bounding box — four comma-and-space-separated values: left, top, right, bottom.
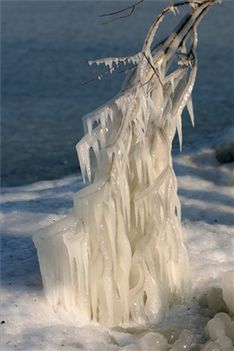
33, 0, 219, 326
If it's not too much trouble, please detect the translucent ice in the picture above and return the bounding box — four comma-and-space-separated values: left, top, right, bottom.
170, 330, 194, 351
227, 321, 234, 342
139, 332, 168, 351
213, 313, 232, 332
221, 270, 234, 315
216, 335, 233, 351
161, 327, 180, 344
202, 341, 222, 351
207, 288, 227, 314
205, 317, 226, 340
33, 1, 218, 326
120, 345, 141, 351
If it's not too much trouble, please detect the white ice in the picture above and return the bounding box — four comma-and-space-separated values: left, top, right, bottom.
32, 1, 212, 327
1, 1, 233, 349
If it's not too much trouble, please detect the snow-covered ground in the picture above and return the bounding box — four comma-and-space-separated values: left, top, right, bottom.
1, 133, 234, 350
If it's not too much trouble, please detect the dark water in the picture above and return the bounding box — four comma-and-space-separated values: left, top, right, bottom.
2, 0, 234, 187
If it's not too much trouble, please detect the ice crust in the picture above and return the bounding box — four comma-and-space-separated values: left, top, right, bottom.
33, 1, 222, 327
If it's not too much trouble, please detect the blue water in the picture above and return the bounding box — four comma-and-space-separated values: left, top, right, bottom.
2, 0, 234, 186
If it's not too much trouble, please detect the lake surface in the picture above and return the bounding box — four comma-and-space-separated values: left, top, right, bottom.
2, 0, 234, 186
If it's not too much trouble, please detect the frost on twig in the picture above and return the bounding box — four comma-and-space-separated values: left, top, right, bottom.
33, 0, 219, 327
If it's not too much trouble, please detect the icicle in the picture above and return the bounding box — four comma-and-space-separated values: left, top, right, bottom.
88, 53, 141, 73
176, 114, 183, 151
171, 6, 177, 16
186, 96, 195, 127
76, 138, 91, 183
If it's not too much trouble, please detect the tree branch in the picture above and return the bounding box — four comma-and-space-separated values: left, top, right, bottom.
100, 0, 144, 25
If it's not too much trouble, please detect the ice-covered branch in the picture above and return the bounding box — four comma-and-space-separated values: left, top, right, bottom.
33, 0, 219, 327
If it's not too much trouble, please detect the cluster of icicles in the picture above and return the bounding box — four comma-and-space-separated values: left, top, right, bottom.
33, 0, 219, 327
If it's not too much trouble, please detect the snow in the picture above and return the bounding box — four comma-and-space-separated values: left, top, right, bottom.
1, 134, 234, 350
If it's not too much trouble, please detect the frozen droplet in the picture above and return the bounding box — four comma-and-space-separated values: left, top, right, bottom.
171, 330, 194, 350
213, 312, 232, 334
139, 332, 168, 351
207, 288, 227, 314
202, 341, 222, 351
216, 335, 233, 351
221, 270, 234, 315
120, 344, 140, 351
226, 321, 234, 342
205, 317, 226, 340
162, 327, 180, 344
179, 329, 194, 343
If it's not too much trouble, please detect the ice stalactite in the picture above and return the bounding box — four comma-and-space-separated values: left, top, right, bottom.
33, 1, 219, 327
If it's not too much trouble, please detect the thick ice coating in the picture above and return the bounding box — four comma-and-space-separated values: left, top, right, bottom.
33, 1, 218, 327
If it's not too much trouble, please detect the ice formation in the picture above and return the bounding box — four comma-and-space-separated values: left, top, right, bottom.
221, 270, 234, 315
33, 1, 219, 326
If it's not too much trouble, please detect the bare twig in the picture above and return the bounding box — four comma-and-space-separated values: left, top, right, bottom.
142, 52, 164, 88
85, 0, 217, 88
81, 66, 135, 86
100, 0, 144, 25
100, 0, 144, 17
